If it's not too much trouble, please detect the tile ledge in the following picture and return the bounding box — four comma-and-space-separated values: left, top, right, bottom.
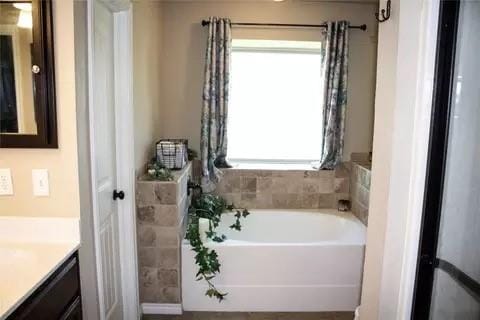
225, 163, 323, 171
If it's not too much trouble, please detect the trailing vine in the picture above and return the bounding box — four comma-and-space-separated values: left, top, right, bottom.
185, 193, 250, 302
145, 158, 174, 181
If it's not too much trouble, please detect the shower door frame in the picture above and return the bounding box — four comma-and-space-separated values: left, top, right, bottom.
411, 0, 480, 318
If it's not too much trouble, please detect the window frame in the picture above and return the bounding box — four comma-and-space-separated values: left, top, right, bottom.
227, 40, 324, 167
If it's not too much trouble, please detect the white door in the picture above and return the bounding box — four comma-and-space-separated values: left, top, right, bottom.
90, 1, 124, 319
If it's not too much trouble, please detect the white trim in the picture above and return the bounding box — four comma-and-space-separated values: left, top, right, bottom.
395, 1, 440, 318
86, 1, 107, 317
87, 0, 139, 319
372, 0, 440, 319
113, 6, 140, 320
141, 303, 183, 315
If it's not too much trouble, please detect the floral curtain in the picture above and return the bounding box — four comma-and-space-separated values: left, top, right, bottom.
200, 17, 232, 191
318, 21, 350, 169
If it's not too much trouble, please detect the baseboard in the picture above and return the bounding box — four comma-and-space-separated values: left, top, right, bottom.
141, 303, 183, 315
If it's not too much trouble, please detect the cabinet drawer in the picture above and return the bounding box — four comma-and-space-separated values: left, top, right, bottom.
7, 253, 81, 320
59, 296, 82, 320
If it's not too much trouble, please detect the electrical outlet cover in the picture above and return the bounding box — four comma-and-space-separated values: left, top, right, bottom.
0, 168, 14, 195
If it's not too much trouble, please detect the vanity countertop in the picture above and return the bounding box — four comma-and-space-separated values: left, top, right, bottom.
0, 217, 80, 320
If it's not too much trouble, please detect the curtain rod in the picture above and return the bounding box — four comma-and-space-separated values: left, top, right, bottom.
201, 20, 367, 31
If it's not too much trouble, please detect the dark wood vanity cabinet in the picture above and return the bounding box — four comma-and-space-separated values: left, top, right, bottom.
7, 252, 82, 320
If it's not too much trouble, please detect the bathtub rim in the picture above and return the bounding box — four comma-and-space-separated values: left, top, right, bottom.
182, 209, 366, 247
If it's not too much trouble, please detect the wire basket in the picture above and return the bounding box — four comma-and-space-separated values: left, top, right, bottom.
156, 139, 188, 170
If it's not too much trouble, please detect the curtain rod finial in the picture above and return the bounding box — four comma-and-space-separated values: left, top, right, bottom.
201, 20, 209, 26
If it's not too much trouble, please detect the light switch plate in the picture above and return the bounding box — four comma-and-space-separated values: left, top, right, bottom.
32, 169, 49, 196
0, 168, 13, 195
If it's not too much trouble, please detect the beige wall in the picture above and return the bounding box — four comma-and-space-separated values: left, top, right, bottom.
359, 0, 398, 316
0, 0, 80, 217
133, 0, 163, 172
159, 0, 378, 161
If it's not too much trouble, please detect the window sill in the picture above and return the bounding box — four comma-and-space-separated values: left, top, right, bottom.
227, 162, 319, 171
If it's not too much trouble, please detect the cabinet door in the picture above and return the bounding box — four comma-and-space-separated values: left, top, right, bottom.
60, 297, 82, 320
7, 254, 80, 320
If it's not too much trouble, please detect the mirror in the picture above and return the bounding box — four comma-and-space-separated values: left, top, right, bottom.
0, 0, 57, 148
0, 1, 36, 135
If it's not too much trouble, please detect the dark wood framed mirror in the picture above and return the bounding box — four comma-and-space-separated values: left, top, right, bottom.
0, 0, 57, 148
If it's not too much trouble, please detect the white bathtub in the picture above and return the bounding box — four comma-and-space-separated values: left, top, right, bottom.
181, 209, 366, 312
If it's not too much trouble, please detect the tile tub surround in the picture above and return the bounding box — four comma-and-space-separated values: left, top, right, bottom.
350, 162, 371, 226
136, 163, 191, 304
210, 165, 350, 210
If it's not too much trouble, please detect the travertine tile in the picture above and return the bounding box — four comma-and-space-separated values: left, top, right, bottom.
290, 194, 303, 209
139, 266, 158, 288
157, 247, 179, 268
303, 170, 320, 178
155, 226, 179, 247
303, 178, 320, 193
334, 162, 350, 178
220, 193, 241, 206
155, 205, 179, 226
223, 176, 242, 193
136, 165, 190, 305
158, 269, 179, 286
137, 205, 155, 224
272, 193, 290, 208
138, 247, 157, 267
334, 312, 355, 320
318, 178, 335, 193
334, 178, 349, 193
272, 170, 304, 178
241, 177, 257, 192
255, 193, 273, 209
238, 170, 272, 177
138, 225, 157, 247
362, 169, 371, 189
138, 205, 179, 226
352, 199, 369, 225
209, 167, 348, 210
240, 192, 257, 208
286, 180, 303, 193
318, 194, 335, 208
357, 185, 370, 207
351, 152, 370, 163
158, 287, 181, 303
301, 193, 319, 209
155, 183, 177, 204
257, 178, 273, 192
136, 182, 157, 205
317, 170, 335, 179
139, 285, 160, 303
271, 178, 290, 193
335, 192, 350, 203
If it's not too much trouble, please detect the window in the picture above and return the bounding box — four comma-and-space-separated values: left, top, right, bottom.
227, 40, 324, 166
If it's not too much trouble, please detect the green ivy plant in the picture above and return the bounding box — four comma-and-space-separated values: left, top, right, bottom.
185, 193, 250, 302
146, 158, 174, 181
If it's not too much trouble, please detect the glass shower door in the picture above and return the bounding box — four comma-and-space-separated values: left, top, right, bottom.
413, 0, 480, 319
